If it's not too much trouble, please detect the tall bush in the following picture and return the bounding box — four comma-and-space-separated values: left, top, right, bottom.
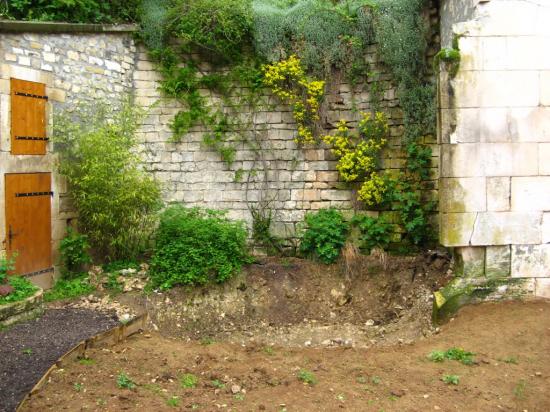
53, 99, 162, 261
149, 206, 250, 289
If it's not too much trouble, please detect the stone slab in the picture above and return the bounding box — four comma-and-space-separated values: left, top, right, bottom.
511, 244, 550, 278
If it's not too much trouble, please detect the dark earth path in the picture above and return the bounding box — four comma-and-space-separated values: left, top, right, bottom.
0, 308, 118, 412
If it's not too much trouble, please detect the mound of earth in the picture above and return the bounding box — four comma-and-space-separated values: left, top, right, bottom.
139, 251, 452, 347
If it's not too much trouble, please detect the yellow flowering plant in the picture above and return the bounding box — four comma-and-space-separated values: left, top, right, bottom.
262, 55, 325, 144
323, 112, 389, 206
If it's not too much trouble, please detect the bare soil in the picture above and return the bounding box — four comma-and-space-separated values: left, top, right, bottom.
21, 299, 550, 412
141, 252, 452, 348
0, 309, 119, 412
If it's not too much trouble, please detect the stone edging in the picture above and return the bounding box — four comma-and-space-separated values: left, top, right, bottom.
0, 289, 44, 327
15, 313, 148, 412
0, 20, 138, 33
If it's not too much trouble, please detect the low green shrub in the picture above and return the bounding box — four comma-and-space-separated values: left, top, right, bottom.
0, 276, 38, 305
149, 206, 250, 289
300, 208, 349, 264
353, 215, 392, 253
43, 275, 94, 302
60, 227, 92, 278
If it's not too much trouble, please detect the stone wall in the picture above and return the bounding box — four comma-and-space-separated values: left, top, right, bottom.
439, 0, 550, 298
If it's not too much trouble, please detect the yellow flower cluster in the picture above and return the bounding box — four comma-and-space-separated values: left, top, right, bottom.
323, 112, 389, 206
262, 55, 325, 144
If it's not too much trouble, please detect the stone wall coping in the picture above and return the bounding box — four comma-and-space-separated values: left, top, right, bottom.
0, 20, 138, 34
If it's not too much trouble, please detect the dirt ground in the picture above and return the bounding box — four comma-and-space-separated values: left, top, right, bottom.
0, 309, 119, 412
21, 299, 550, 412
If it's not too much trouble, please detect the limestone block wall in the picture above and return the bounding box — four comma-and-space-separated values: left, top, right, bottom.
0, 25, 136, 286
439, 0, 550, 298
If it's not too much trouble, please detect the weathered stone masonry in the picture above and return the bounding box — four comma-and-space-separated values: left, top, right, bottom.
439, 0, 550, 298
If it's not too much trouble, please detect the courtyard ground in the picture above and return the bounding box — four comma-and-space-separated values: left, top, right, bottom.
21, 300, 550, 412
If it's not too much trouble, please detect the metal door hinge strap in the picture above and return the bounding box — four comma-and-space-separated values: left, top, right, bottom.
14, 91, 48, 100
15, 191, 53, 198
15, 136, 49, 141
23, 267, 54, 277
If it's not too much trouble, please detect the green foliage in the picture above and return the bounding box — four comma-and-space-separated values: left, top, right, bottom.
0, 276, 38, 305
253, 0, 375, 77
53, 99, 162, 261
428, 348, 475, 365
116, 372, 137, 390
442, 374, 459, 385
149, 206, 250, 289
211, 379, 225, 389
297, 369, 317, 385
300, 208, 349, 264
2, 0, 138, 23
44, 275, 95, 302
169, 0, 253, 62
60, 227, 92, 277
434, 47, 461, 77
166, 396, 180, 407
0, 254, 15, 285
179, 373, 199, 389
353, 215, 392, 253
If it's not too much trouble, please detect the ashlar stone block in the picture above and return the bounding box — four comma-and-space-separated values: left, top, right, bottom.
486, 177, 510, 212
511, 244, 550, 278
511, 176, 550, 211
439, 212, 477, 247
439, 177, 486, 212
471, 212, 542, 245
485, 245, 511, 279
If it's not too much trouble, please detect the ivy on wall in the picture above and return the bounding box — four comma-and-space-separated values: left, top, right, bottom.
9, 0, 439, 250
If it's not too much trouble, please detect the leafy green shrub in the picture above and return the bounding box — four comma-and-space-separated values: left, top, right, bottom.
300, 208, 349, 264
168, 0, 253, 62
0, 276, 38, 305
53, 99, 162, 261
43, 276, 94, 302
116, 372, 137, 390
297, 369, 317, 385
60, 227, 92, 277
0, 254, 15, 285
353, 215, 392, 253
2, 0, 139, 23
149, 206, 250, 289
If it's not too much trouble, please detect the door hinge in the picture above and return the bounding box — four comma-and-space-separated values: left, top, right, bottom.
15, 191, 53, 198
15, 136, 49, 141
14, 91, 48, 100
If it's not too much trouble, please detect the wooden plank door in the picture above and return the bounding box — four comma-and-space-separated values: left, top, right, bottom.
10, 78, 48, 155
5, 173, 52, 276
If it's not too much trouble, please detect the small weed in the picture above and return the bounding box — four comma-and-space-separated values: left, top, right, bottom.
513, 379, 527, 399
116, 372, 136, 390
180, 373, 199, 389
442, 374, 460, 385
96, 398, 106, 406
191, 404, 200, 410
73, 382, 83, 392
389, 395, 398, 401
143, 383, 162, 394
22, 348, 32, 355
428, 348, 475, 365
79, 357, 95, 366
427, 350, 445, 362
263, 346, 275, 356
200, 337, 215, 346
234, 393, 245, 401
166, 396, 180, 407
297, 369, 317, 385
502, 356, 518, 365
356, 376, 367, 384
211, 379, 225, 389
336, 393, 345, 401
371, 376, 381, 385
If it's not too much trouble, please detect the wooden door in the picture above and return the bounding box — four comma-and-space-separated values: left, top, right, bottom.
10, 78, 48, 155
5, 173, 52, 276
